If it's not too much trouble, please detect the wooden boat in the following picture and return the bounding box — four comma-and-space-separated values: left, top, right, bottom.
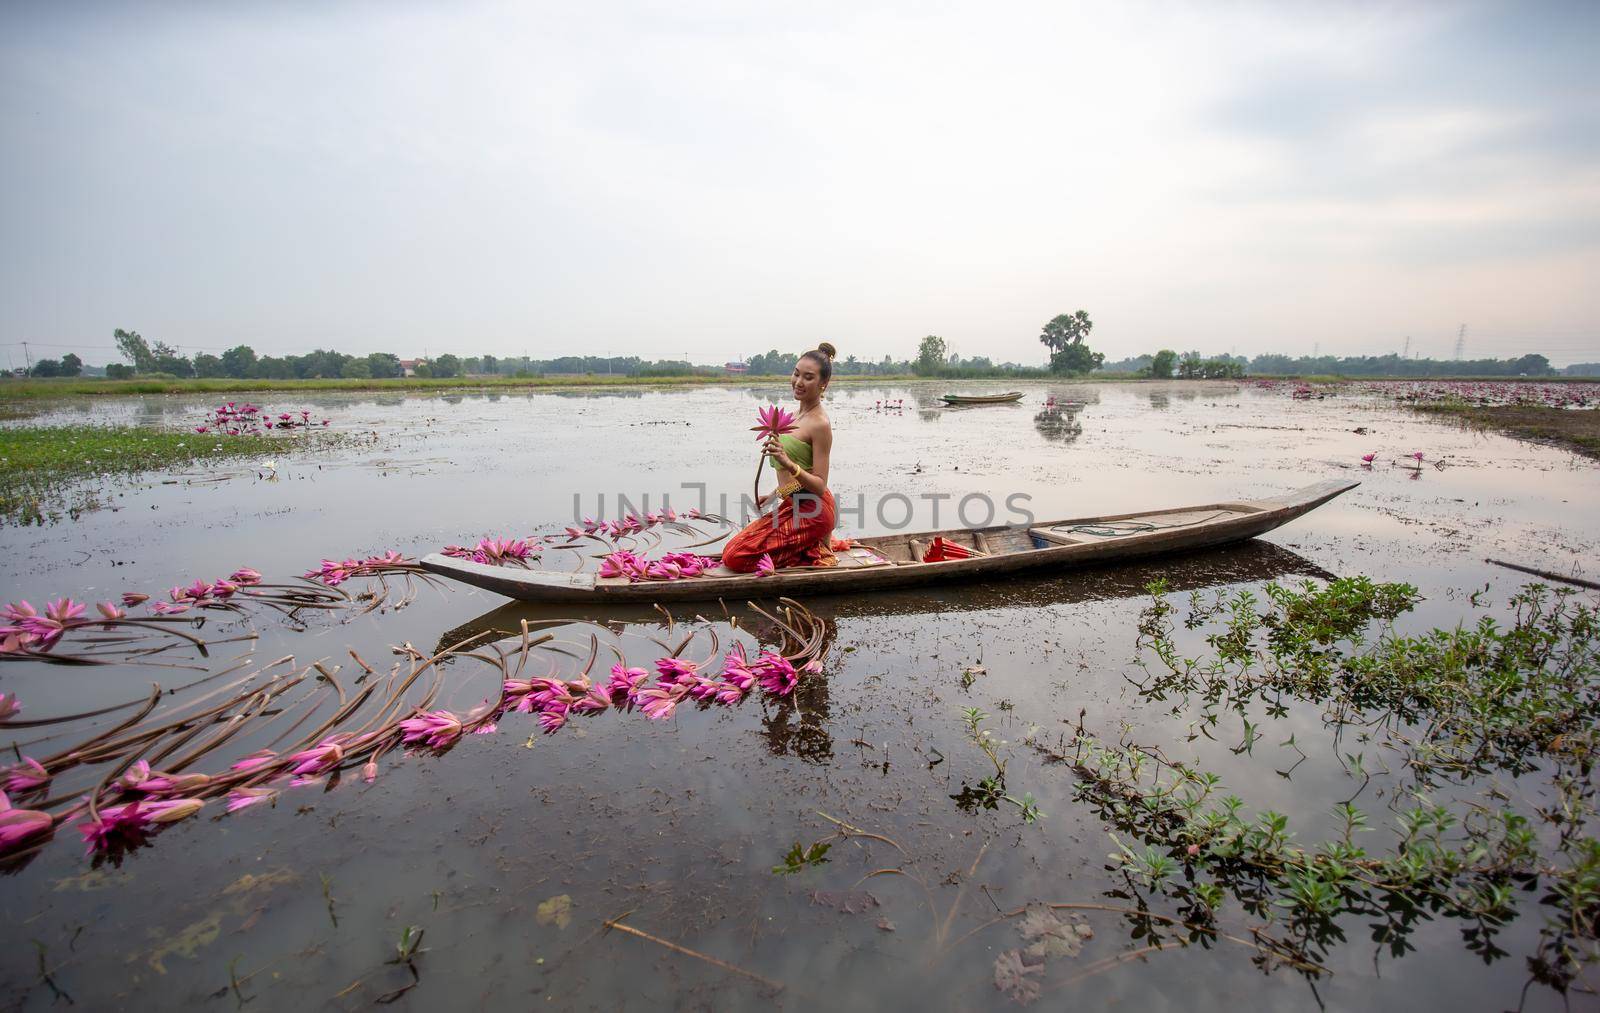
419, 479, 1358, 604
429, 540, 1337, 652
940, 391, 1023, 405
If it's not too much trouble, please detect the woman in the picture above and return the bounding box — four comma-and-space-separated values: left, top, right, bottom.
722, 343, 838, 572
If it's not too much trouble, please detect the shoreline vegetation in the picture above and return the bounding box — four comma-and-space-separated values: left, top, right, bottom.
3, 372, 1598, 400
1415, 402, 1600, 460
0, 425, 338, 525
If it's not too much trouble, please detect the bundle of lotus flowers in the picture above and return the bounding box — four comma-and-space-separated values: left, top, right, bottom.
0, 597, 829, 864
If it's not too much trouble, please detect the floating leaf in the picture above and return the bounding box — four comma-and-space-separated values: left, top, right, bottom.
1018, 903, 1092, 960
772, 840, 831, 875
145, 912, 223, 974
993, 949, 1041, 1005
536, 894, 574, 930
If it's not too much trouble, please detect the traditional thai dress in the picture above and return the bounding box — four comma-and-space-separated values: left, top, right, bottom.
721, 433, 837, 572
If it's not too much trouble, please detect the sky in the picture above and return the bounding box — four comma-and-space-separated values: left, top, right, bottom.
2, 0, 1597, 368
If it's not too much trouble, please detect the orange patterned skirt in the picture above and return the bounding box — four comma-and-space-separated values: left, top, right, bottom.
721, 490, 837, 572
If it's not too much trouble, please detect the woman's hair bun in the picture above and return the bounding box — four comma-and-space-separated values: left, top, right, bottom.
815, 341, 837, 360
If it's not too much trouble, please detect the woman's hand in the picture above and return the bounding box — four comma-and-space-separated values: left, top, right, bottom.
764, 434, 795, 472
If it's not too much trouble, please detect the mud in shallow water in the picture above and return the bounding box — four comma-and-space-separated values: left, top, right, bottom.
2, 380, 1598, 1009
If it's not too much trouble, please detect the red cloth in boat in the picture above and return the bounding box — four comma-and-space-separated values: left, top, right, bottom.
721, 490, 837, 572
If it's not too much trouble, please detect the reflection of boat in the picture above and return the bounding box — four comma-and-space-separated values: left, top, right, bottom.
420, 480, 1358, 604
430, 540, 1336, 652
940, 391, 1023, 405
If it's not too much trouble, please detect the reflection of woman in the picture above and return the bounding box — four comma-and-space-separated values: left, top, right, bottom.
722, 343, 837, 572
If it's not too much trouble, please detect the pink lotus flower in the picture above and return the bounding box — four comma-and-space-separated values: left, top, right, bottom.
722, 645, 756, 695
572, 683, 612, 715
753, 651, 799, 696
0, 693, 19, 721
756, 553, 776, 577
607, 664, 648, 704
230, 749, 277, 773
131, 772, 211, 797
286, 738, 345, 776
0, 793, 54, 854
96, 600, 126, 620
2, 757, 49, 794
226, 787, 278, 813
121, 592, 151, 606
655, 657, 700, 683
752, 404, 798, 441
398, 710, 463, 750
635, 683, 686, 721
78, 801, 153, 855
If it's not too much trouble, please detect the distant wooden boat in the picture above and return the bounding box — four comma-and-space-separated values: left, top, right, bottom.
420, 479, 1358, 604
941, 391, 1024, 405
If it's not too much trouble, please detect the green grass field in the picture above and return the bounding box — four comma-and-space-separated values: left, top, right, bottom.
0, 424, 336, 525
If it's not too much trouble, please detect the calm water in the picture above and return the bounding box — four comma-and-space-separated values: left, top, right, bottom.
2, 380, 1597, 1009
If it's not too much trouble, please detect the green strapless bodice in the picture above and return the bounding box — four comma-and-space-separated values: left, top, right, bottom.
769, 433, 812, 471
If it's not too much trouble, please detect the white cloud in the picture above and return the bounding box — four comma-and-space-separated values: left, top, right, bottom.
1, 0, 1594, 365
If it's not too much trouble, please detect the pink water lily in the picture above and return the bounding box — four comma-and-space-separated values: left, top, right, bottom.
753, 651, 800, 696
121, 592, 151, 606
129, 771, 211, 797
398, 710, 463, 750
752, 404, 800, 502
286, 738, 345, 776
2, 757, 49, 795
150, 601, 190, 615
1360, 453, 1376, 465
752, 404, 798, 441
607, 664, 649, 705
226, 788, 278, 813
229, 749, 278, 773
1410, 451, 1424, 463
756, 554, 776, 577
0, 693, 19, 721
96, 600, 126, 620
0, 793, 54, 854
77, 801, 152, 855
635, 683, 687, 721
361, 759, 379, 783
229, 568, 262, 585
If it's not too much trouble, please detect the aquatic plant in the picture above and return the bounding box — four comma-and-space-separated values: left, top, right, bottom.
751, 403, 798, 501
0, 598, 829, 864
1091, 576, 1600, 994
195, 402, 331, 435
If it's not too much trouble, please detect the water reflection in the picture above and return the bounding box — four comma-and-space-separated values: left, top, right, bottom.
1033, 401, 1086, 442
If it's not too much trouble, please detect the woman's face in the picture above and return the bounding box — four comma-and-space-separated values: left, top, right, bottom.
791, 358, 825, 402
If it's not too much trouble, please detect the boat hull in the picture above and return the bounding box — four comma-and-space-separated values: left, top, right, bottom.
941, 391, 1023, 404
419, 479, 1358, 603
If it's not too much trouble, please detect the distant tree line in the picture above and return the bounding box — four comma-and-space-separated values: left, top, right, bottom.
12, 325, 1585, 382
1100, 349, 1564, 379
24, 352, 84, 377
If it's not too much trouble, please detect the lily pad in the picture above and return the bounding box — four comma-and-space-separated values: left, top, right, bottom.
536, 893, 574, 930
